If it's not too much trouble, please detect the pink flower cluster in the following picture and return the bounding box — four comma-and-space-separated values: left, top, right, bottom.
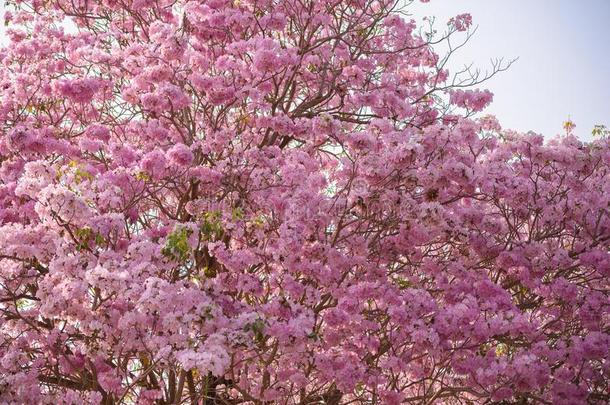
449, 13, 474, 32
56, 78, 104, 103
449, 88, 494, 111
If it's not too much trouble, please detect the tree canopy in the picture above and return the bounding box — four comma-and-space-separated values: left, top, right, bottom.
0, 0, 608, 403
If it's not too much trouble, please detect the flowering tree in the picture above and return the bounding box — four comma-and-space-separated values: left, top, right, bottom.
0, 0, 608, 404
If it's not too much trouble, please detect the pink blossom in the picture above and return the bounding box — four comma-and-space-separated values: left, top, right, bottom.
449, 13, 473, 31
449, 88, 494, 111
166, 143, 194, 166
141, 149, 167, 177
56, 77, 103, 103
6, 125, 36, 151
253, 48, 278, 72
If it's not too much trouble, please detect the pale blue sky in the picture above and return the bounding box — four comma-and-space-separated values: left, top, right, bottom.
409, 0, 610, 140
1, 1, 608, 140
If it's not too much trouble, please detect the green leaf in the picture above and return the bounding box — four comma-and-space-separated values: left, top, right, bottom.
393, 277, 411, 290
244, 318, 266, 343
162, 226, 193, 261
231, 206, 244, 221
592, 124, 608, 137
200, 211, 223, 240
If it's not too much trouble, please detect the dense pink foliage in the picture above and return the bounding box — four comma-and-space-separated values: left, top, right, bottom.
0, 0, 608, 404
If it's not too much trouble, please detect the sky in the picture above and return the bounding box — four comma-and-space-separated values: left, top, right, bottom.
0, 1, 608, 141
408, 0, 610, 141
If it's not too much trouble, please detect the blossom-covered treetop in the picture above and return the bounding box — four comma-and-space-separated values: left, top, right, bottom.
0, 0, 608, 403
